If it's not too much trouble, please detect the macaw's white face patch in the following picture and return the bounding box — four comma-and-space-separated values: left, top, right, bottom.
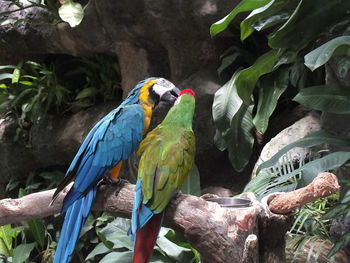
151, 78, 180, 103
153, 80, 175, 97
152, 83, 172, 97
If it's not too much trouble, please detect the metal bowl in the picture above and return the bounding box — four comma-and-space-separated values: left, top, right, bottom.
206, 197, 252, 208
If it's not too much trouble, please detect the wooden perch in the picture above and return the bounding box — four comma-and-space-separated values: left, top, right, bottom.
0, 172, 339, 263
267, 172, 340, 214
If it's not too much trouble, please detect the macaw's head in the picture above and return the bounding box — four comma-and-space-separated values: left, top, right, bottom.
136, 78, 180, 107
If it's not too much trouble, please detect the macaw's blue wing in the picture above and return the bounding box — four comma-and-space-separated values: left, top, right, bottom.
53, 104, 145, 263
56, 103, 145, 212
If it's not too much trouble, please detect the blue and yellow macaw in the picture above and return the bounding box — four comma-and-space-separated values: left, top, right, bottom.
50, 78, 180, 263
129, 89, 196, 263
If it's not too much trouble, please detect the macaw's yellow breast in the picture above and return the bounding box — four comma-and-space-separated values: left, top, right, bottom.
139, 80, 156, 134
142, 105, 153, 134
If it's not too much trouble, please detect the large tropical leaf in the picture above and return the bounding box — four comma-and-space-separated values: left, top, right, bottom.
210, 0, 272, 36
268, 151, 350, 189
156, 228, 193, 263
0, 225, 13, 257
304, 36, 350, 71
250, 151, 350, 198
240, 0, 292, 40
0, 73, 13, 81
26, 219, 46, 250
243, 169, 273, 194
268, 0, 350, 50
100, 251, 133, 263
12, 243, 35, 263
86, 243, 110, 261
236, 49, 283, 104
253, 67, 289, 134
293, 85, 350, 114
222, 104, 254, 172
212, 71, 242, 131
257, 130, 350, 173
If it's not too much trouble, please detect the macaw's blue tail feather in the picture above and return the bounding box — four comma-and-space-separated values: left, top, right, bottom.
53, 186, 97, 263
129, 180, 154, 241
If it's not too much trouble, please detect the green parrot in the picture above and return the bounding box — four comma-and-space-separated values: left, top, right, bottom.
129, 88, 196, 263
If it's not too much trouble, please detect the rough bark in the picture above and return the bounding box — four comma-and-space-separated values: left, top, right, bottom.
0, 172, 339, 263
268, 172, 340, 214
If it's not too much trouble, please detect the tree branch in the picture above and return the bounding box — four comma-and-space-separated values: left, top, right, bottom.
0, 173, 339, 263
267, 172, 340, 214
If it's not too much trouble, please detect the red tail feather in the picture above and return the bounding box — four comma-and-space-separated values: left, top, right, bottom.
133, 213, 163, 263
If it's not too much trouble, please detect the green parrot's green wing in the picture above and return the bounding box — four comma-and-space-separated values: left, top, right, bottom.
137, 126, 195, 213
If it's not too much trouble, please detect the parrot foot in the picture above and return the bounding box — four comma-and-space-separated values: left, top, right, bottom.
99, 176, 127, 187
174, 190, 183, 199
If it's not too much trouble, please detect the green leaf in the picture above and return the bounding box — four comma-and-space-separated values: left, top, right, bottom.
0, 73, 13, 81
257, 130, 350, 173
0, 65, 16, 70
243, 169, 273, 194
0, 225, 13, 257
58, 0, 84, 27
210, 0, 272, 36
214, 129, 227, 151
180, 164, 201, 196
222, 104, 254, 172
19, 81, 34, 86
293, 84, 350, 114
12, 243, 35, 263
99, 218, 133, 250
156, 228, 193, 262
96, 231, 114, 250
240, 0, 291, 40
304, 36, 350, 71
269, 151, 350, 189
253, 67, 289, 134
11, 88, 33, 106
268, 0, 350, 50
26, 219, 46, 249
212, 71, 243, 131
86, 243, 110, 260
327, 231, 350, 258
11, 68, 20, 84
75, 87, 98, 100
322, 203, 349, 220
100, 251, 133, 263
236, 49, 283, 104
217, 53, 240, 76
0, 101, 10, 113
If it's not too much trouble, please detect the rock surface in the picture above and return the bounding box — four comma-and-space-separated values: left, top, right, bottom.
0, 0, 247, 191
0, 0, 238, 93
252, 112, 321, 177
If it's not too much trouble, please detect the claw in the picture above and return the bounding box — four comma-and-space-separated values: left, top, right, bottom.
98, 175, 125, 186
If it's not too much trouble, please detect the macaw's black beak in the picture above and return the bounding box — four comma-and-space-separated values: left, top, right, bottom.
160, 87, 181, 103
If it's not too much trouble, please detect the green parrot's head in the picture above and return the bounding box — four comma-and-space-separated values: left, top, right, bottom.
139, 78, 180, 106
174, 89, 196, 106
161, 88, 196, 127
